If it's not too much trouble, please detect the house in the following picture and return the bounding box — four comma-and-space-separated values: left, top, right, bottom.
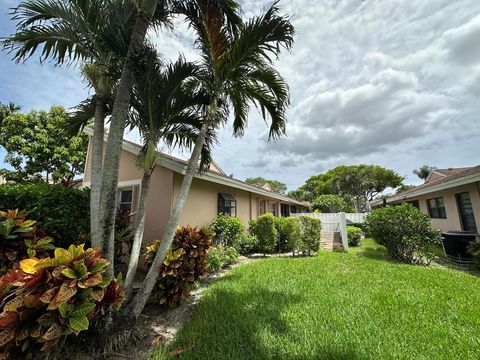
372, 166, 480, 233
81, 129, 309, 244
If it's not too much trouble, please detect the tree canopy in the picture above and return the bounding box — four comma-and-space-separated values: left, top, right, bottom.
0, 105, 88, 185
245, 177, 287, 195
296, 165, 404, 210
413, 165, 436, 181
312, 194, 355, 213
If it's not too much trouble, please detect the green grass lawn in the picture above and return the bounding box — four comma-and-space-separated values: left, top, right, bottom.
152, 239, 480, 360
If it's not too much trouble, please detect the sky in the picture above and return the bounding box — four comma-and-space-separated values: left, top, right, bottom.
1, 0, 479, 191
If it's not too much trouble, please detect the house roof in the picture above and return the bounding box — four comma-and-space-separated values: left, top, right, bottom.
373, 165, 480, 205
84, 128, 308, 207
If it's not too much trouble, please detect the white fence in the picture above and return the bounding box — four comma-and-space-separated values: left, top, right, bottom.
291, 212, 368, 251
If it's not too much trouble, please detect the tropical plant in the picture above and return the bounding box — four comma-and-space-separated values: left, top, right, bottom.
113, 208, 134, 271
0, 184, 90, 248
206, 245, 239, 272
144, 226, 213, 307
209, 214, 244, 247
365, 205, 442, 264
130, 1, 294, 319
0, 245, 125, 359
0, 209, 54, 275
298, 216, 322, 255
413, 165, 436, 181
347, 226, 362, 247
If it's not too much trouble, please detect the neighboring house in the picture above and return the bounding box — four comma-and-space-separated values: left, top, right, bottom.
82, 130, 308, 244
372, 166, 480, 233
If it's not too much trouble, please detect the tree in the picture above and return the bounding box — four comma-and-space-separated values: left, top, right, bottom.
128, 1, 294, 319
413, 165, 436, 181
123, 48, 214, 297
396, 184, 415, 194
0, 102, 21, 128
0, 106, 88, 185
286, 189, 306, 201
245, 176, 287, 194
312, 194, 354, 213
297, 165, 404, 211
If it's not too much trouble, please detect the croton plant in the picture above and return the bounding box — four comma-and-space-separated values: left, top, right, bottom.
0, 244, 125, 359
144, 226, 213, 307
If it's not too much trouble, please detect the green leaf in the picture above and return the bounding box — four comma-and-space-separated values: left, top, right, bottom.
27, 248, 36, 257
58, 303, 69, 318
69, 303, 95, 318
89, 259, 109, 273
74, 260, 88, 278
68, 315, 89, 333
97, 276, 112, 288
61, 268, 77, 279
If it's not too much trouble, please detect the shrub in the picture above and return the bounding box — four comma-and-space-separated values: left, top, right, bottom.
145, 226, 213, 307
467, 241, 480, 269
0, 209, 55, 275
209, 215, 244, 247
347, 226, 362, 246
0, 184, 90, 248
114, 208, 134, 269
365, 205, 442, 265
299, 216, 322, 255
253, 213, 278, 255
248, 219, 257, 237
283, 217, 302, 254
312, 194, 355, 213
0, 245, 125, 359
206, 245, 239, 272
274, 217, 289, 252
235, 233, 258, 255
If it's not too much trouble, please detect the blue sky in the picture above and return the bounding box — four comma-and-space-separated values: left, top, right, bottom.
1, 0, 480, 190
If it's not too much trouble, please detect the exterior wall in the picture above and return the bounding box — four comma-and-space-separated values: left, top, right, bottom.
409, 182, 480, 232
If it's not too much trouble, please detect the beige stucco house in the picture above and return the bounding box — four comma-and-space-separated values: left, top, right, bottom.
373, 166, 480, 233
82, 131, 308, 244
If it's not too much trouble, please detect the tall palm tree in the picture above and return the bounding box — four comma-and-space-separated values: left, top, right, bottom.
0, 102, 21, 128
128, 1, 294, 318
3, 0, 171, 270
123, 47, 214, 296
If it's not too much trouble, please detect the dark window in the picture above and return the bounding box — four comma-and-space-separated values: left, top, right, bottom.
456, 192, 477, 233
118, 188, 133, 212
281, 203, 290, 217
407, 200, 419, 209
258, 199, 266, 216
270, 202, 277, 216
290, 205, 297, 214
427, 197, 446, 219
218, 193, 237, 217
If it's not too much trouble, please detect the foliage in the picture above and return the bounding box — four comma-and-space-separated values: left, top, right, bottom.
0, 209, 54, 275
0, 106, 88, 185
145, 226, 213, 307
113, 208, 134, 269
467, 241, 480, 269
365, 205, 442, 264
251, 214, 278, 255
0, 245, 125, 359
295, 165, 404, 208
0, 102, 20, 128
298, 216, 322, 255
206, 245, 239, 272
234, 233, 258, 256
283, 217, 302, 253
395, 184, 415, 194
0, 184, 90, 248
413, 165, 436, 181
312, 194, 355, 213
245, 177, 287, 195
286, 189, 306, 201
209, 215, 244, 247
347, 226, 362, 247
273, 217, 287, 252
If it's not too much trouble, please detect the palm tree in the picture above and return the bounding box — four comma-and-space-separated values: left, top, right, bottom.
128, 1, 294, 319
3, 0, 171, 270
0, 102, 21, 128
123, 47, 214, 296
413, 165, 436, 181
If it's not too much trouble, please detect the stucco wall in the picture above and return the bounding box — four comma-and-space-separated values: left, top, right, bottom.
413, 182, 480, 232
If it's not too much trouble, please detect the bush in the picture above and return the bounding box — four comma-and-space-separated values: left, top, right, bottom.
253, 213, 278, 255
365, 205, 442, 265
467, 241, 480, 269
0, 245, 125, 359
206, 245, 239, 272
299, 216, 322, 255
235, 233, 258, 255
145, 226, 213, 307
0, 184, 90, 248
283, 217, 302, 253
0, 209, 55, 275
347, 226, 362, 246
248, 219, 257, 237
114, 208, 134, 269
209, 215, 244, 247
274, 217, 288, 252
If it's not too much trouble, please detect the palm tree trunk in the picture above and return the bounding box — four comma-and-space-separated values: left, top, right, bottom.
90, 99, 106, 248
124, 171, 151, 298
98, 11, 151, 276
128, 120, 210, 318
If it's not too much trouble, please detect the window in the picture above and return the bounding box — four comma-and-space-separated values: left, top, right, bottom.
427, 197, 446, 219
258, 199, 266, 216
281, 203, 290, 217
118, 187, 134, 212
270, 202, 277, 216
218, 193, 237, 217
407, 200, 419, 209
456, 192, 477, 232
290, 205, 297, 214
